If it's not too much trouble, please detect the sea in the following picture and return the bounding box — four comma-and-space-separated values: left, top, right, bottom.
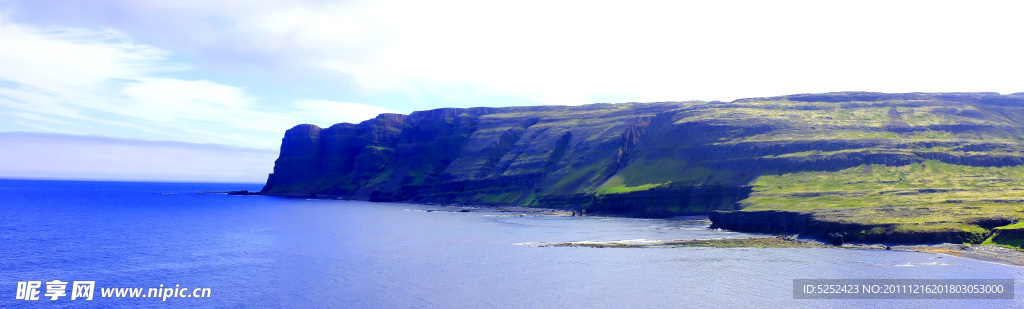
0, 179, 1021, 308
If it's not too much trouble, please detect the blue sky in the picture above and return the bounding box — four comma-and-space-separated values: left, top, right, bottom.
1, 0, 1023, 181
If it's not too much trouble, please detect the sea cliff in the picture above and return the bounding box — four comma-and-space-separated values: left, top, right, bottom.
260, 92, 1024, 245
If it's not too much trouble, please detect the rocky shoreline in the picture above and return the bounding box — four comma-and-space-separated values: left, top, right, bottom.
532, 234, 1024, 267
889, 243, 1024, 267
532, 236, 828, 248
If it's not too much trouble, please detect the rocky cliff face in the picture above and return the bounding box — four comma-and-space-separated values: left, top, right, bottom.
262, 113, 408, 196
261, 92, 1024, 221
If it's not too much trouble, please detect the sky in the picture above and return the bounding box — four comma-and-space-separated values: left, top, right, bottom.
0, 132, 277, 182
1, 0, 1023, 182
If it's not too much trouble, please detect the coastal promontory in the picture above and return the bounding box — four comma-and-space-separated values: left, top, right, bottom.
260, 92, 1024, 246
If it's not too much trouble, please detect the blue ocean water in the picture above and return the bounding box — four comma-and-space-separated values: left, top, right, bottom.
0, 179, 1021, 308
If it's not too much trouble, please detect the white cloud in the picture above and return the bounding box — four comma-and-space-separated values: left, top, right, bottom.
0, 20, 169, 89
119, 78, 294, 133
116, 0, 1024, 104
343, 0, 1024, 103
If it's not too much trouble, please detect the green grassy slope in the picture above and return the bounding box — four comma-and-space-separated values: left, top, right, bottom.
740, 161, 1023, 240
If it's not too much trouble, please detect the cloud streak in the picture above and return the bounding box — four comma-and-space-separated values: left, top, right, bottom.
0, 12, 395, 149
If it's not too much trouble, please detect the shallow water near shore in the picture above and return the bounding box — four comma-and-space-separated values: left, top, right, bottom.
1, 179, 1021, 308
